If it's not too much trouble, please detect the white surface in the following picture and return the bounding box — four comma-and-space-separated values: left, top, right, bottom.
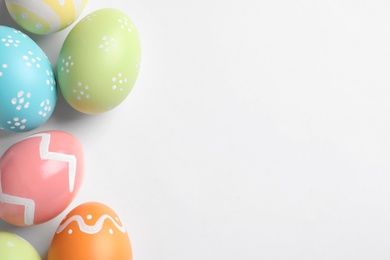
1, 0, 390, 259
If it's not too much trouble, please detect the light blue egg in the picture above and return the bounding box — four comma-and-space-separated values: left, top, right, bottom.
0, 26, 56, 132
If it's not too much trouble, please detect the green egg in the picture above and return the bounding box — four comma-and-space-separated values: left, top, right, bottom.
0, 232, 41, 259
57, 8, 141, 114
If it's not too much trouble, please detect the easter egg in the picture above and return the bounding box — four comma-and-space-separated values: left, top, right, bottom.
0, 232, 41, 260
48, 202, 132, 260
0, 26, 56, 132
5, 0, 88, 35
57, 8, 141, 114
0, 131, 84, 226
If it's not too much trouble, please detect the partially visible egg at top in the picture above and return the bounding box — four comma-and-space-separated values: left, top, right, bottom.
48, 202, 132, 260
57, 8, 141, 114
5, 0, 88, 35
0, 26, 56, 132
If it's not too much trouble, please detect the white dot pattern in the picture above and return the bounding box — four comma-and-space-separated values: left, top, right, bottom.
0, 63, 7, 77
1, 35, 21, 48
60, 55, 74, 74
7, 117, 27, 130
38, 99, 52, 117
118, 18, 134, 33
98, 36, 117, 52
10, 91, 31, 111
111, 73, 127, 91
73, 82, 91, 100
23, 51, 42, 68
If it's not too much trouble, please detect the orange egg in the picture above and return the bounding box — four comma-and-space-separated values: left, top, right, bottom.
48, 202, 132, 260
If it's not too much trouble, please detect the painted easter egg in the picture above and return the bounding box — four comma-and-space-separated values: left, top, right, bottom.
57, 8, 141, 114
0, 131, 84, 226
5, 0, 88, 35
48, 202, 132, 260
0, 26, 56, 132
0, 232, 41, 260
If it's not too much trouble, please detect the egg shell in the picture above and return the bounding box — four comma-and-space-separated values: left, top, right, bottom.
0, 130, 84, 226
48, 202, 132, 260
0, 232, 41, 260
5, 0, 88, 35
0, 26, 56, 132
57, 8, 141, 114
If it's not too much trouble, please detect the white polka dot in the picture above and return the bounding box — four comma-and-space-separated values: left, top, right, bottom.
20, 125, 25, 130
2, 64, 7, 68
112, 85, 117, 90
21, 119, 27, 123
26, 62, 31, 67
109, 229, 113, 234
7, 241, 15, 247
68, 229, 72, 234
87, 214, 92, 220
0, 72, 3, 77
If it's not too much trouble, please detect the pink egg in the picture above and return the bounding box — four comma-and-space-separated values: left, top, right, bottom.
0, 130, 84, 226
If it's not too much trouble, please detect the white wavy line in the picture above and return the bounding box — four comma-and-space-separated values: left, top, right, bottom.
56, 214, 126, 234
6, 0, 61, 33
0, 173, 35, 225
29, 133, 77, 192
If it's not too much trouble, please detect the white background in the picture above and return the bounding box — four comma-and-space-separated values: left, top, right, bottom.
1, 0, 390, 259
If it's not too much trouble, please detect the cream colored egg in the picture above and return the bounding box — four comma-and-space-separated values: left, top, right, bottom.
5, 0, 88, 35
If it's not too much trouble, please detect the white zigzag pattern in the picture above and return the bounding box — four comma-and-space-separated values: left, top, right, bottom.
0, 133, 77, 225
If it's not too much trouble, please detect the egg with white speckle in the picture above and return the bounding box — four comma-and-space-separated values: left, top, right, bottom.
48, 202, 132, 260
5, 0, 88, 35
57, 8, 141, 114
0, 26, 56, 132
0, 232, 41, 259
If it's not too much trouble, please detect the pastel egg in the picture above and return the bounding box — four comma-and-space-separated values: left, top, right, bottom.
57, 8, 141, 114
48, 202, 132, 260
5, 0, 88, 35
0, 26, 56, 132
0, 232, 41, 260
0, 131, 84, 226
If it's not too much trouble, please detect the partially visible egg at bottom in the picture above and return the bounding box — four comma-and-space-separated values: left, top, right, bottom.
48, 202, 132, 260
0, 232, 41, 260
